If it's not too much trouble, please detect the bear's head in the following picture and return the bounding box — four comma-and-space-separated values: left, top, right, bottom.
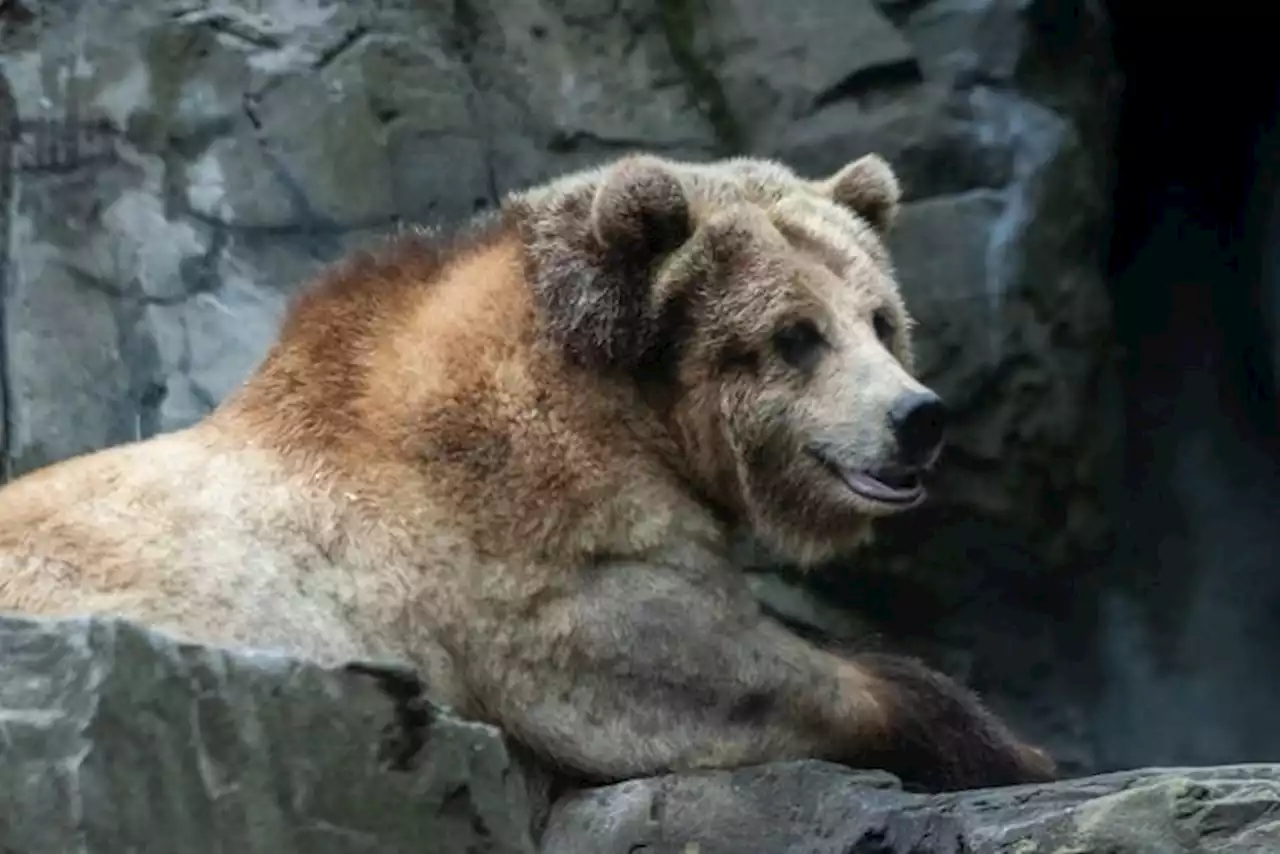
513, 152, 943, 565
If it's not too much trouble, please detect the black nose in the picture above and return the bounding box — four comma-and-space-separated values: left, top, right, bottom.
888, 389, 946, 466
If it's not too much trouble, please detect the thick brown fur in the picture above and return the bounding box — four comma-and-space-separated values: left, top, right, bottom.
0, 152, 1055, 793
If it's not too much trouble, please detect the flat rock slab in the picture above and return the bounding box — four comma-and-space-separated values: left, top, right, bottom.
0, 614, 540, 854
542, 760, 1280, 853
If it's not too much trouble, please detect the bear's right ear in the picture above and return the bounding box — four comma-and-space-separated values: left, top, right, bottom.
524, 156, 693, 370
589, 155, 692, 265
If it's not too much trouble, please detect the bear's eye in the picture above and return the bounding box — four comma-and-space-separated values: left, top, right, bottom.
772, 319, 825, 372
872, 309, 896, 346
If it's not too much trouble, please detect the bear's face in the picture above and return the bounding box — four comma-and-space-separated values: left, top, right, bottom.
517, 153, 944, 565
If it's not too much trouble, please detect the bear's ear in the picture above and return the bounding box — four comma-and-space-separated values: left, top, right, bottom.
590, 155, 691, 261
820, 153, 901, 234
522, 156, 693, 371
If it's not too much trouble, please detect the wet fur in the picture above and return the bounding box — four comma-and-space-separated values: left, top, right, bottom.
0, 152, 1054, 794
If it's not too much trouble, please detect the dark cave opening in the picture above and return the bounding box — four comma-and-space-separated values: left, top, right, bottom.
1105, 12, 1279, 447
1091, 10, 1280, 768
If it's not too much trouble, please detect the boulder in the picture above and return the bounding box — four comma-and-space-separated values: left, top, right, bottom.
0, 614, 544, 853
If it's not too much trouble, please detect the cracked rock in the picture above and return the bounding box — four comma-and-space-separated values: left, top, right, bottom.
542, 760, 1280, 853
0, 614, 543, 854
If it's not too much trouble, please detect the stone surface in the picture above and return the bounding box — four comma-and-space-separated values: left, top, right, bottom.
0, 613, 542, 854
6, 613, 1280, 854
543, 760, 1280, 853
0, 0, 1120, 775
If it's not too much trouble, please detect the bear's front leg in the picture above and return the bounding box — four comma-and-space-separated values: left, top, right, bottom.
836, 651, 1057, 791
470, 561, 1056, 793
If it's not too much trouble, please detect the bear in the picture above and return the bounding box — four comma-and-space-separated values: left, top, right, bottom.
0, 150, 1055, 794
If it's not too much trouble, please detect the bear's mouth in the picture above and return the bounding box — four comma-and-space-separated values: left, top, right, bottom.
810, 451, 925, 507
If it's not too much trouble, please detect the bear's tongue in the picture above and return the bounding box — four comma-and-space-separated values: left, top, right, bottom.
841, 469, 922, 504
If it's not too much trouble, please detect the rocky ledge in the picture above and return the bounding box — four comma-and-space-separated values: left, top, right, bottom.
1, 614, 1276, 854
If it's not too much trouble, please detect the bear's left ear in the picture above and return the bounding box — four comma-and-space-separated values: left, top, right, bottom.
523, 155, 693, 371
819, 153, 902, 234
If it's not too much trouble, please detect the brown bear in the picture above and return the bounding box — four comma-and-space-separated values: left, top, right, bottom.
0, 151, 1054, 793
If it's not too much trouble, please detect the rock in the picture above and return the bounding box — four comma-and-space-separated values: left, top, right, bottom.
5, 613, 1279, 854
690, 0, 917, 144
542, 760, 1280, 853
0, 614, 543, 854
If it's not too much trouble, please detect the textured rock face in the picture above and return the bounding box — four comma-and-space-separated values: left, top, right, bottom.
0, 614, 544, 854
0, 0, 1118, 771
545, 761, 1280, 854
5, 613, 1280, 854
